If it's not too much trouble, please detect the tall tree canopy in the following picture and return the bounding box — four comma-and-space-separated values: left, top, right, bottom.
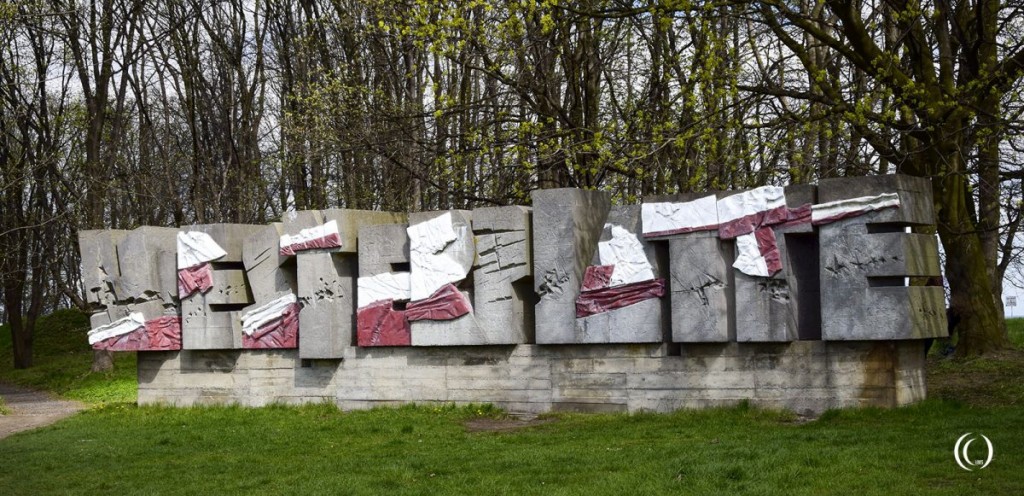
1, 0, 1021, 368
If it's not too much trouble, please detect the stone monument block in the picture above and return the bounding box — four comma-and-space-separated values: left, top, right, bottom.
242, 223, 296, 304
81, 228, 183, 351
573, 205, 666, 343
356, 223, 412, 347
644, 192, 734, 342
78, 229, 129, 307
411, 206, 535, 345
532, 189, 610, 344
817, 175, 946, 340
735, 184, 821, 342
117, 226, 180, 302
534, 190, 666, 344
290, 210, 408, 357
179, 224, 262, 350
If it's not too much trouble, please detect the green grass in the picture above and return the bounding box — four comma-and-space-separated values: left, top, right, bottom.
0, 401, 1020, 495
928, 350, 1024, 408
925, 318, 1024, 408
0, 312, 1022, 494
0, 309, 137, 405
1008, 317, 1024, 348
929, 317, 1024, 407
0, 395, 8, 415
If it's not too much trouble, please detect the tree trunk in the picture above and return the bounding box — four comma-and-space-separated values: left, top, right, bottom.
91, 350, 114, 373
975, 92, 1007, 339
3, 286, 32, 369
9, 321, 32, 369
935, 173, 1009, 355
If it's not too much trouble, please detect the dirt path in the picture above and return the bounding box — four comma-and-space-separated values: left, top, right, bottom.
0, 383, 85, 440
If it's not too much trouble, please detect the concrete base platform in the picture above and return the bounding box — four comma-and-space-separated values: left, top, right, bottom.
138, 340, 926, 415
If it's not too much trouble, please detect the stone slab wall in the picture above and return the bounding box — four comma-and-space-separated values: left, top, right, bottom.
80, 174, 946, 415
138, 341, 926, 416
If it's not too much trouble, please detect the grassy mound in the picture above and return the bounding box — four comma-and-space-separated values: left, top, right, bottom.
926, 318, 1024, 408
0, 309, 137, 405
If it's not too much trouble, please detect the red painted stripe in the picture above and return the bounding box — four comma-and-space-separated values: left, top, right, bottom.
575, 278, 666, 318
775, 203, 812, 228
94, 316, 182, 351
581, 265, 615, 291
718, 205, 790, 239
357, 299, 411, 346
243, 303, 301, 349
177, 263, 214, 297
406, 283, 472, 321
279, 232, 343, 256
143, 316, 183, 351
754, 227, 783, 275
642, 224, 719, 238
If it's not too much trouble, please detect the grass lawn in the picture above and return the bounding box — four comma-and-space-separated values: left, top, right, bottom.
1009, 317, 1024, 348
0, 315, 1021, 495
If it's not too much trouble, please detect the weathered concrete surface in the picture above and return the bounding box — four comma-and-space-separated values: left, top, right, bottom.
242, 223, 297, 304
735, 185, 820, 342
572, 205, 666, 343
82, 227, 183, 351
280, 210, 326, 244
138, 341, 926, 415
411, 206, 535, 346
532, 189, 611, 344
646, 192, 735, 343
295, 211, 408, 359
181, 224, 264, 263
532, 189, 618, 344
574, 298, 663, 343
79, 229, 129, 307
296, 251, 357, 357
358, 223, 411, 276
179, 224, 262, 350
818, 175, 947, 340
818, 174, 935, 225
181, 294, 244, 350
668, 234, 733, 342
472, 205, 531, 232
323, 209, 407, 254
117, 226, 180, 302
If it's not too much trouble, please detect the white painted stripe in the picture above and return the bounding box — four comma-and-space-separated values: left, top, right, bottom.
407, 213, 473, 301
241, 293, 298, 336
88, 312, 145, 345
716, 186, 786, 225
732, 233, 770, 277
641, 195, 719, 234
357, 272, 412, 308
811, 192, 900, 224
280, 220, 341, 252
598, 225, 655, 286
177, 231, 228, 268
408, 212, 457, 253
